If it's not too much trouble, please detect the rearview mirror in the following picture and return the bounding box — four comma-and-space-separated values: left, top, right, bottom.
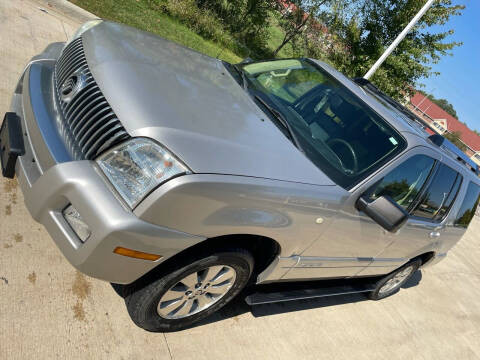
356, 195, 408, 232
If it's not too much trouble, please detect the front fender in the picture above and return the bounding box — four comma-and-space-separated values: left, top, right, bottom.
134, 174, 347, 259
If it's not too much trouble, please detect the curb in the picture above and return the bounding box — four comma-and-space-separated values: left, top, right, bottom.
30, 0, 98, 24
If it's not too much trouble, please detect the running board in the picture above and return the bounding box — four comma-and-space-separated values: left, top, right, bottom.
245, 281, 377, 306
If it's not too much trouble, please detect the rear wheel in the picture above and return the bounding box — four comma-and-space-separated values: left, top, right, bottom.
369, 259, 422, 300
125, 248, 254, 332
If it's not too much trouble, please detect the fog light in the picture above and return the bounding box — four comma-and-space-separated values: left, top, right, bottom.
63, 205, 91, 242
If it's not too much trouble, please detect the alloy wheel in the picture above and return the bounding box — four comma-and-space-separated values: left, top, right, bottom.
157, 265, 237, 319
378, 265, 414, 295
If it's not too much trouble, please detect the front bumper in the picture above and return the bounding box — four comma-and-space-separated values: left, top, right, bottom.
9, 44, 205, 284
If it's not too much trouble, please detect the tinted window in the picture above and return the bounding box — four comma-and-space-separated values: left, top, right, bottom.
434, 172, 462, 221
240, 59, 406, 189
454, 182, 480, 228
370, 155, 435, 210
413, 164, 460, 220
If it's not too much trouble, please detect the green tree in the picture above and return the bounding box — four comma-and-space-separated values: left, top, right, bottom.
273, 0, 331, 56
444, 130, 467, 151
195, 0, 276, 57
325, 0, 464, 101
432, 97, 457, 118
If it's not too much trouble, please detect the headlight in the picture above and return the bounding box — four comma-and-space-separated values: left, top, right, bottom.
70, 20, 103, 42
96, 138, 190, 208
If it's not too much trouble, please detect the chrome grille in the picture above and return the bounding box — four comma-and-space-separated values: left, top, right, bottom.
54, 37, 129, 160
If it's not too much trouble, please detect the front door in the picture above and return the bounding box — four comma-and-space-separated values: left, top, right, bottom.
282, 148, 440, 280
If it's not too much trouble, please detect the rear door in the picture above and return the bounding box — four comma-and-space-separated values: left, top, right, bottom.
438, 180, 480, 254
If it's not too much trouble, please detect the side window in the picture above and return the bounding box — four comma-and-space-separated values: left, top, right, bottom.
434, 173, 462, 220
370, 154, 435, 210
454, 182, 480, 228
412, 163, 461, 220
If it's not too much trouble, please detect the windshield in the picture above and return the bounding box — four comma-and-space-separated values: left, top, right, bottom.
240, 59, 406, 188
361, 86, 432, 137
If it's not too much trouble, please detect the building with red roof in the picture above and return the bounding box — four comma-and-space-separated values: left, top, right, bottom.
278, 0, 298, 15
407, 91, 480, 165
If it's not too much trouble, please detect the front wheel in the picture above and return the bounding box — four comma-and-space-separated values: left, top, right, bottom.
125, 248, 254, 332
369, 259, 422, 300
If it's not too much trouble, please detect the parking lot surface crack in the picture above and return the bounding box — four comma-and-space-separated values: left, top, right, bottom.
163, 333, 174, 360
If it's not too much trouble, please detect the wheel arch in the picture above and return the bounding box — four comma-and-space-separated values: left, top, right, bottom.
413, 251, 436, 266
128, 234, 281, 288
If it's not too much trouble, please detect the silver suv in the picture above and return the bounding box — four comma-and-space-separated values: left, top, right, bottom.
2, 21, 479, 332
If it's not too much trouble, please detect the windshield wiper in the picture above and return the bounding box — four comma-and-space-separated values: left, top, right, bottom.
231, 65, 304, 152
253, 95, 304, 153
232, 64, 248, 90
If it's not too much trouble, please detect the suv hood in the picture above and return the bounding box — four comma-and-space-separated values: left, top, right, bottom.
82, 22, 334, 185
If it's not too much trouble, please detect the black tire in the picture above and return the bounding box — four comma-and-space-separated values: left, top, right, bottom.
369, 258, 422, 300
124, 248, 254, 332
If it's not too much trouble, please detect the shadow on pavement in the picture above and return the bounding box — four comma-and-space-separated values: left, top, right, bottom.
401, 269, 423, 289
110, 270, 422, 331
196, 270, 423, 328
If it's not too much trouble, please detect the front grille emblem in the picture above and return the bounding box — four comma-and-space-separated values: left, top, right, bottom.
60, 69, 88, 103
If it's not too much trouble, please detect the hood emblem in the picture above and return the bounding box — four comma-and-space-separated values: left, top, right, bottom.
60, 69, 89, 103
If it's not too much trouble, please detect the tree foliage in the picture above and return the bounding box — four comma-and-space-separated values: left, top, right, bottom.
195, 0, 277, 57
324, 0, 465, 101
273, 0, 330, 56
431, 97, 457, 118
158, 0, 465, 104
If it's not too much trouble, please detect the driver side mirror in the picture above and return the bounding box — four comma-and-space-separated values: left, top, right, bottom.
356, 195, 408, 232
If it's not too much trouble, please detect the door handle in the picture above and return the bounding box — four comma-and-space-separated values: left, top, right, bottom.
429, 231, 441, 239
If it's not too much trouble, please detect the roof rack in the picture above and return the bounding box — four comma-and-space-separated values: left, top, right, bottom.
353, 77, 371, 87
429, 134, 480, 175
352, 77, 438, 134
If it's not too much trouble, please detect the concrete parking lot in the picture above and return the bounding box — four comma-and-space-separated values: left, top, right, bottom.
1, 1, 480, 359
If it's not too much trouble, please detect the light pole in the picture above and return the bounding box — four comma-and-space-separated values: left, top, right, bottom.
364, 0, 435, 80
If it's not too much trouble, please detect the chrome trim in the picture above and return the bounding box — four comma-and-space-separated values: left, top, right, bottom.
59, 68, 90, 103
279, 255, 406, 269
53, 37, 130, 160
370, 257, 407, 263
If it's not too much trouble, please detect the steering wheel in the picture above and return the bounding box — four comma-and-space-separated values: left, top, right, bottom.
326, 138, 358, 174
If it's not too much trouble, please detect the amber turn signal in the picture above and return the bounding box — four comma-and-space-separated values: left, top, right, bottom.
113, 247, 162, 261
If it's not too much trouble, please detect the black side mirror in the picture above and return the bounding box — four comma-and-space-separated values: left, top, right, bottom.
356, 195, 408, 232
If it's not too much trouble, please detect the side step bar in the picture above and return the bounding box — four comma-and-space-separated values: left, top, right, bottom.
245, 280, 377, 306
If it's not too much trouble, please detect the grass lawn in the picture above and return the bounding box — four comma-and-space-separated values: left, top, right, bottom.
70, 0, 301, 63
267, 13, 300, 58
70, 0, 242, 63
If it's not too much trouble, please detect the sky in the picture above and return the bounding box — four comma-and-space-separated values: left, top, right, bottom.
420, 0, 480, 131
